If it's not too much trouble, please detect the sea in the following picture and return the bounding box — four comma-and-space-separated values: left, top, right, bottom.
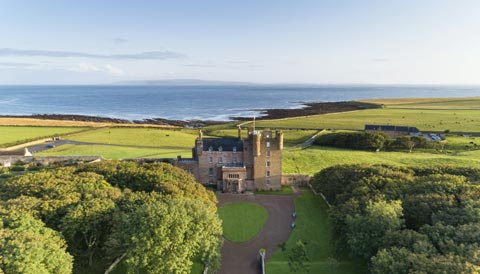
0, 85, 479, 121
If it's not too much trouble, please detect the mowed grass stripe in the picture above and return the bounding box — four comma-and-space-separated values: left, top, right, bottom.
67, 127, 199, 148
0, 126, 89, 147
36, 144, 191, 159
219, 202, 268, 243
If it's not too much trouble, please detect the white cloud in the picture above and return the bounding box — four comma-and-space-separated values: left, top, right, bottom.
105, 64, 124, 76
70, 62, 100, 72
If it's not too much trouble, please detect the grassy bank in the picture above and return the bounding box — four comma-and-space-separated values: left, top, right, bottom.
266, 190, 366, 274
283, 145, 480, 175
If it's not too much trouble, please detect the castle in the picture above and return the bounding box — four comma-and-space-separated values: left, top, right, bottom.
173, 127, 283, 193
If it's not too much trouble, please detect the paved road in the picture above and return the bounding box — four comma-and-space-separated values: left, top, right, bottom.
218, 192, 298, 274
26, 139, 186, 154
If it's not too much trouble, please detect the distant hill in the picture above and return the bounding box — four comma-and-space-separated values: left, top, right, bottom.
113, 79, 259, 86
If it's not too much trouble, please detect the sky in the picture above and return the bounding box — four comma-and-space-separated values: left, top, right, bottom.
1, 0, 480, 85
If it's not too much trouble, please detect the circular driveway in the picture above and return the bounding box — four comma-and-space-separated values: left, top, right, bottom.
217, 192, 298, 274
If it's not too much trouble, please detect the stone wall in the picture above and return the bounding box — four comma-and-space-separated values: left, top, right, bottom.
281, 174, 311, 187
0, 156, 102, 167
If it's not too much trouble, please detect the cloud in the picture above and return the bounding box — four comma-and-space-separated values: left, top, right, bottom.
0, 62, 36, 68
370, 58, 391, 63
0, 48, 185, 60
105, 64, 124, 76
68, 63, 123, 76
69, 62, 101, 72
111, 38, 129, 44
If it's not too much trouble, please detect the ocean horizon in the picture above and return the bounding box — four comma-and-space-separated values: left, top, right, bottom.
1, 85, 479, 121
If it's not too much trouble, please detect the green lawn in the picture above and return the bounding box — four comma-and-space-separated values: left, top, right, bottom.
283, 145, 480, 175
255, 185, 293, 195
218, 202, 268, 243
360, 97, 480, 109
36, 144, 191, 159
0, 126, 88, 147
250, 108, 480, 132
266, 190, 366, 274
67, 127, 199, 148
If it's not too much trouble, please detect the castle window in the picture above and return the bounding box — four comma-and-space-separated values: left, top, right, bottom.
209, 168, 214, 176
208, 146, 213, 152
266, 180, 270, 185
266, 151, 271, 157
209, 178, 214, 184
266, 161, 271, 167
266, 171, 271, 177
233, 146, 237, 152
266, 142, 270, 148
218, 146, 223, 152
233, 156, 237, 163
209, 157, 213, 163
218, 157, 223, 164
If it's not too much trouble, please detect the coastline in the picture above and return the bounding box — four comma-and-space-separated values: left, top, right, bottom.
0, 100, 381, 128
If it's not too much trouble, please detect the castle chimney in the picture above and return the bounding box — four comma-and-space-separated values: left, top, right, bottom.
237, 126, 242, 139
198, 130, 203, 139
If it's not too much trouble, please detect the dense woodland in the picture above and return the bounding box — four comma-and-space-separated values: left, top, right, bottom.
311, 164, 480, 273
0, 161, 222, 274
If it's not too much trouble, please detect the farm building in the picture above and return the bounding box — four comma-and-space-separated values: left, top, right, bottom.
365, 124, 421, 138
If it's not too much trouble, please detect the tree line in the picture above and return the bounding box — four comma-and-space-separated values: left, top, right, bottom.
311, 164, 480, 273
314, 132, 430, 152
0, 161, 222, 274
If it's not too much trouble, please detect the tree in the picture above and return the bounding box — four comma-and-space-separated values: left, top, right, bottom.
117, 194, 222, 274
346, 200, 404, 259
61, 198, 116, 266
288, 240, 309, 273
0, 213, 73, 274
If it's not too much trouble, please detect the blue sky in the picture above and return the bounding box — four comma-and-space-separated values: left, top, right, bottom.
1, 0, 480, 84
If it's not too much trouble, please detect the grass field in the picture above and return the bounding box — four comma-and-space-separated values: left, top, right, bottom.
283, 145, 480, 175
36, 144, 191, 159
218, 202, 268, 243
0, 126, 88, 147
67, 127, 199, 148
360, 97, 480, 109
266, 190, 366, 274
250, 108, 480, 132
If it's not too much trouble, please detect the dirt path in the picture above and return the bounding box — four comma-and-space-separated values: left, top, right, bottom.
218, 193, 299, 274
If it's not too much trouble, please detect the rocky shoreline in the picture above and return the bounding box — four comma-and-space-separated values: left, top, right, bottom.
0, 101, 380, 128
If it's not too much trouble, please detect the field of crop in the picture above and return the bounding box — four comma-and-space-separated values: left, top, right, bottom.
266, 190, 366, 274
360, 97, 480, 109
36, 144, 191, 159
251, 108, 480, 132
67, 127, 199, 148
283, 145, 480, 175
0, 126, 88, 147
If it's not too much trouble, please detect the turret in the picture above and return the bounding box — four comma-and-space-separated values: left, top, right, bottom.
276, 130, 284, 150
195, 130, 204, 157
254, 132, 261, 156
